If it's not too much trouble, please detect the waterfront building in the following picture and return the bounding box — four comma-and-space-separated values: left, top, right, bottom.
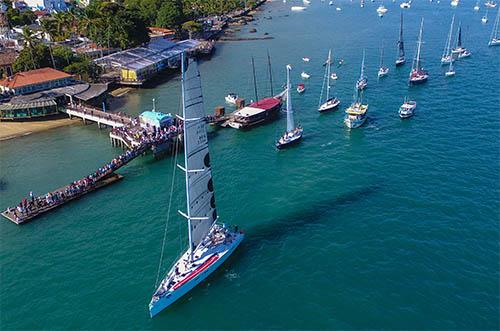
139, 111, 173, 129
22, 0, 67, 11
0, 67, 73, 95
94, 38, 199, 85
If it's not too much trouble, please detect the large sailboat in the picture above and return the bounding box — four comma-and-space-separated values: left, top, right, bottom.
452, 23, 472, 57
276, 65, 303, 149
356, 49, 368, 90
489, 7, 500, 45
318, 49, 340, 112
441, 15, 456, 64
149, 53, 244, 318
409, 19, 429, 85
396, 12, 406, 66
344, 86, 368, 129
227, 56, 282, 129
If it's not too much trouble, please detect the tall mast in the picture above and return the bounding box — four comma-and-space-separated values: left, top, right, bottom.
380, 43, 384, 67
326, 49, 331, 100
398, 12, 405, 58
360, 49, 365, 79
457, 23, 462, 48
416, 18, 424, 71
251, 56, 258, 103
490, 8, 500, 43
180, 52, 193, 261
286, 65, 294, 132
443, 15, 455, 59
267, 50, 274, 96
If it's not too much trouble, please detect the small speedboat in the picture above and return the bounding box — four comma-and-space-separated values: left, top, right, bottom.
302, 57, 310, 62
474, 4, 480, 10
445, 69, 456, 77
398, 99, 416, 118
303, 0, 311, 4
291, 6, 307, 11
378, 66, 389, 78
330, 73, 338, 80
482, 15, 489, 23
329, 1, 334, 5
297, 83, 306, 93
377, 5, 388, 16
225, 93, 239, 104
451, 0, 459, 7
301, 71, 311, 79
336, 6, 342, 10
318, 97, 340, 112
400, 2, 411, 8
276, 127, 303, 149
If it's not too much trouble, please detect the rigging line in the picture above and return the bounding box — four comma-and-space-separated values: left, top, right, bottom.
154, 99, 182, 288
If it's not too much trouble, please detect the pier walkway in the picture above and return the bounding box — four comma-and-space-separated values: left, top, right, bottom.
66, 105, 133, 128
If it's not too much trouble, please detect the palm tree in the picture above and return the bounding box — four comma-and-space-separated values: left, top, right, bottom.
21, 26, 37, 70
39, 19, 56, 69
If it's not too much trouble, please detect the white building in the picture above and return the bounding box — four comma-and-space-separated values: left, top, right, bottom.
22, 0, 67, 11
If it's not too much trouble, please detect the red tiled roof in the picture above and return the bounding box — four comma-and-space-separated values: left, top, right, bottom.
0, 67, 72, 89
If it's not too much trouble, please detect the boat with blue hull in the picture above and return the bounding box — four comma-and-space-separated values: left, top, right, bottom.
149, 53, 244, 318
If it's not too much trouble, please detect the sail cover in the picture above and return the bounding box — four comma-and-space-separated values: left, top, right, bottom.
181, 54, 217, 249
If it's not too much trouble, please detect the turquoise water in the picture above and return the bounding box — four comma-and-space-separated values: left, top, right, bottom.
1, 1, 499, 329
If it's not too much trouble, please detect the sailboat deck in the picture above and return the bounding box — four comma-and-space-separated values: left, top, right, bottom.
346, 103, 368, 115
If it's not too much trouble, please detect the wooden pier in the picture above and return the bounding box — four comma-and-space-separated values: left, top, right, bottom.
2, 174, 123, 225
65, 105, 133, 128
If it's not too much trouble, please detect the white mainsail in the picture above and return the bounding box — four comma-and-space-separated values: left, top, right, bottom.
286, 64, 294, 132
180, 54, 217, 256
442, 15, 455, 61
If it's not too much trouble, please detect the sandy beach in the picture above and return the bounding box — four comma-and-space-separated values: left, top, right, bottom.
0, 118, 79, 141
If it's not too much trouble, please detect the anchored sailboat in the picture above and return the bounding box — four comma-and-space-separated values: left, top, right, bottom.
378, 43, 389, 78
344, 87, 368, 129
453, 23, 472, 57
441, 15, 456, 64
318, 49, 340, 112
489, 7, 500, 45
356, 49, 368, 90
396, 12, 406, 66
409, 18, 429, 85
276, 65, 303, 149
149, 54, 244, 317
445, 56, 456, 77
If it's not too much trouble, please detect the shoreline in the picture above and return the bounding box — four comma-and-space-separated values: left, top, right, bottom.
0, 117, 79, 141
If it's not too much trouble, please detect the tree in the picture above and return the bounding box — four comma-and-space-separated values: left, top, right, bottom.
156, 0, 184, 31
64, 57, 101, 82
13, 44, 51, 72
181, 20, 202, 39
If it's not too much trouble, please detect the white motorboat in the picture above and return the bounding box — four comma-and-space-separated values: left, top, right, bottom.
398, 98, 416, 118
225, 93, 238, 105
302, 57, 310, 62
377, 4, 388, 16
301, 71, 311, 79
400, 2, 411, 8
291, 6, 307, 11
485, 1, 497, 8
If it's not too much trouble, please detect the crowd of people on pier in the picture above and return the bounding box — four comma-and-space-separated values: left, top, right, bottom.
4, 148, 142, 223
111, 120, 182, 149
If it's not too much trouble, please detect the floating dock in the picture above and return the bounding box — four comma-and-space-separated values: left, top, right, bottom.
2, 174, 123, 225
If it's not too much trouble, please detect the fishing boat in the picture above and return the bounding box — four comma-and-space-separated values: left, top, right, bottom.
482, 10, 489, 23
474, 0, 480, 10
149, 53, 244, 318
318, 50, 341, 112
277, 65, 303, 149
344, 88, 368, 129
489, 7, 500, 45
485, 1, 497, 8
227, 56, 282, 130
301, 71, 311, 79
452, 23, 472, 57
377, 4, 388, 16
441, 15, 456, 64
400, 2, 411, 8
409, 19, 429, 85
378, 44, 389, 78
297, 83, 306, 93
398, 98, 417, 118
225, 93, 238, 105
396, 13, 406, 66
356, 49, 368, 90
302, 57, 310, 62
